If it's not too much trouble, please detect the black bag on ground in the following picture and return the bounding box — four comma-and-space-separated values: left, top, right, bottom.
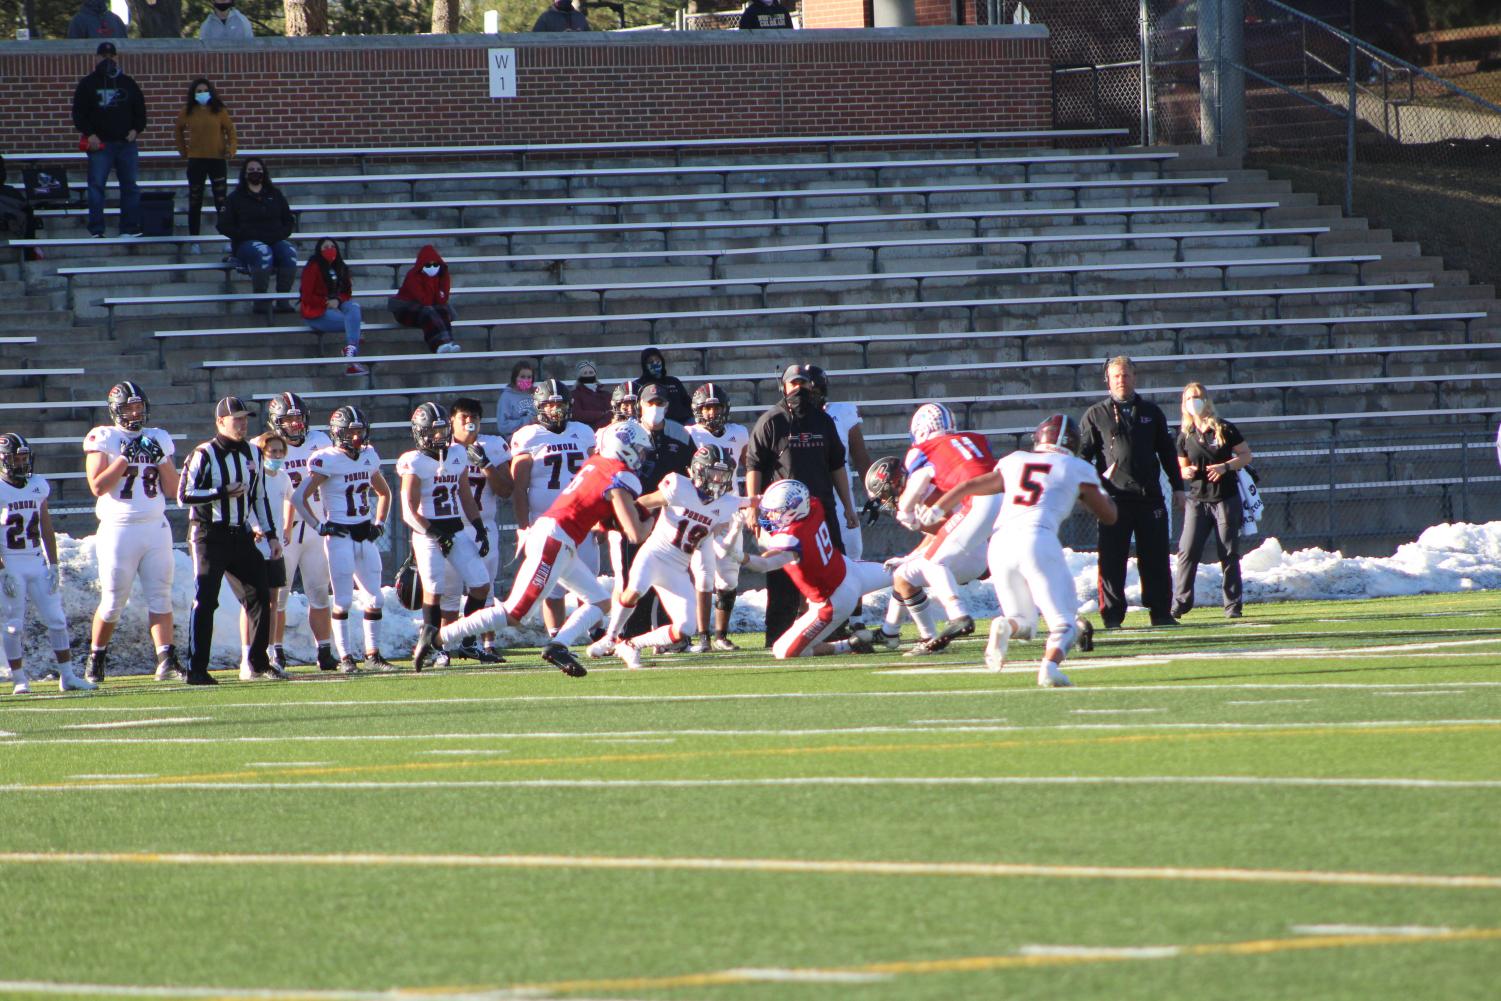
22, 166, 70, 207
140, 192, 175, 237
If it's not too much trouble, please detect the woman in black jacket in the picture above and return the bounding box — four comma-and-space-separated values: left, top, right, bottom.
217, 157, 297, 302
1172, 382, 1254, 619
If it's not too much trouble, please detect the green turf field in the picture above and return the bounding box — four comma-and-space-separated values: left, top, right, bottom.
4, 592, 1500, 1001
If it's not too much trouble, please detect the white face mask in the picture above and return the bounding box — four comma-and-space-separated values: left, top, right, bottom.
1185, 397, 1208, 418
641, 403, 667, 427
194, 91, 212, 105
422, 264, 440, 277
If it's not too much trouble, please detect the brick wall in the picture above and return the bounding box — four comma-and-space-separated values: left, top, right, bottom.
0, 28, 1050, 155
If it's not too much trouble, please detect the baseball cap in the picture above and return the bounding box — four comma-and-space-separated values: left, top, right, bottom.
639, 384, 668, 405
215, 396, 253, 419
96, 41, 117, 56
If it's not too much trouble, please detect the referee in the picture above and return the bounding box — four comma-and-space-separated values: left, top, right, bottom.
1079, 356, 1185, 629
178, 397, 282, 685
746, 364, 858, 647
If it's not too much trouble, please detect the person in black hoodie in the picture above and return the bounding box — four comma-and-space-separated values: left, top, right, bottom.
1078, 355, 1186, 629
638, 347, 692, 425
71, 43, 146, 239
217, 157, 298, 303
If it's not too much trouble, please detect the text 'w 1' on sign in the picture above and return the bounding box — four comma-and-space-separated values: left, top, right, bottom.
488, 48, 517, 99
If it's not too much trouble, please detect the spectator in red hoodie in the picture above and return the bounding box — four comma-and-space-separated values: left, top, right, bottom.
570, 360, 611, 429
300, 237, 366, 376
390, 244, 460, 354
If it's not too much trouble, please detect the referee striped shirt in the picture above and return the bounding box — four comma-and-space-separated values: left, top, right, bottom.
178, 434, 276, 533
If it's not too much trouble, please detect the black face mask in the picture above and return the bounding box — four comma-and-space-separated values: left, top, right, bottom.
578, 376, 596, 386
246, 171, 264, 183
784, 387, 814, 417
101, 59, 119, 77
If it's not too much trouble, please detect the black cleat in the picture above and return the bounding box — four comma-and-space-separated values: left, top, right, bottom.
847, 632, 875, 655
270, 645, 288, 674
366, 653, 398, 673
903, 634, 953, 658
85, 649, 108, 684
473, 645, 506, 664
937, 615, 975, 642
184, 670, 218, 686
316, 646, 339, 672
541, 642, 587, 678
412, 625, 439, 673
1076, 618, 1095, 653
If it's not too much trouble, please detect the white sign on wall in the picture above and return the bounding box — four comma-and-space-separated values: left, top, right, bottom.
488, 48, 517, 99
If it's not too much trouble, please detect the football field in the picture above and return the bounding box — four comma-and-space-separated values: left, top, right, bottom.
4, 591, 1500, 1001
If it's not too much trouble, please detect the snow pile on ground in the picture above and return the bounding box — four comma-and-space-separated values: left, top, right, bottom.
15, 521, 1501, 671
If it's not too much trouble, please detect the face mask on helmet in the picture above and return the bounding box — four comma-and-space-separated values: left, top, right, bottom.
333, 421, 366, 455
692, 462, 733, 500
0, 439, 31, 486
115, 402, 147, 433
537, 401, 568, 433
696, 401, 726, 434
274, 412, 307, 446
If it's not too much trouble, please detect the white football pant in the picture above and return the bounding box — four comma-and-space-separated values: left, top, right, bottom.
93, 518, 174, 622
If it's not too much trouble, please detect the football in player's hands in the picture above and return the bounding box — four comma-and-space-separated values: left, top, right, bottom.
466, 442, 491, 469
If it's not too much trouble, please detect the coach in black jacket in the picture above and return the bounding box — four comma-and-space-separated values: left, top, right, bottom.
1079, 356, 1184, 628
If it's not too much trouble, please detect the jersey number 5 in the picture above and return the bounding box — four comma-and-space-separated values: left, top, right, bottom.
1012, 463, 1051, 507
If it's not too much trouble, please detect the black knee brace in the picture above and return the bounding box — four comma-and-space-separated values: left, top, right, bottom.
714, 588, 736, 612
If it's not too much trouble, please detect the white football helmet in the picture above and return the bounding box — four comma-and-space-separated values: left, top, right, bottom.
758, 478, 812, 532
909, 403, 956, 443
599, 419, 652, 472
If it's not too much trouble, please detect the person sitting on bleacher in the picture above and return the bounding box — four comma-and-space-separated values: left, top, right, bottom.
496, 361, 537, 439
638, 347, 692, 426
300, 238, 367, 377
570, 361, 611, 430
218, 157, 297, 308
390, 244, 460, 355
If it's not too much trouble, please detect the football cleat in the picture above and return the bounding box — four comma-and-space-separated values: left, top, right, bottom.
985, 619, 1010, 673
365, 653, 398, 673
586, 636, 617, 659
847, 632, 875, 655
937, 615, 975, 642
11, 669, 30, 695
656, 635, 690, 655
1038, 661, 1073, 688
541, 642, 587, 678
411, 624, 439, 673
904, 635, 953, 658
336, 655, 363, 675
154, 645, 184, 682
184, 670, 218, 686
615, 641, 642, 671
1076, 619, 1094, 653
316, 646, 339, 672
856, 627, 901, 652
269, 646, 288, 673
59, 666, 97, 692
85, 649, 107, 684
687, 634, 710, 654
474, 645, 506, 665
710, 635, 739, 652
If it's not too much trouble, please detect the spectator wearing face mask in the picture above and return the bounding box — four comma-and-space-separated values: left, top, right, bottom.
218, 157, 297, 305
1172, 383, 1253, 620
390, 245, 459, 354
496, 361, 538, 439
174, 78, 237, 254
71, 43, 146, 239
300, 237, 366, 376
533, 0, 591, 30
570, 361, 611, 430
638, 347, 692, 426
200, 0, 254, 39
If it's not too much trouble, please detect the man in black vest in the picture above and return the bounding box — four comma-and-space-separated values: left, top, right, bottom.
1079, 356, 1184, 629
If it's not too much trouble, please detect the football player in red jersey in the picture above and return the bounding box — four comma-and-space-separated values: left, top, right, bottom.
738, 479, 889, 660
417, 420, 653, 677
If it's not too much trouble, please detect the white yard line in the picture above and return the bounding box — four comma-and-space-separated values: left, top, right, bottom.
724, 968, 890, 984
0, 981, 560, 1001
1, 849, 1497, 891
59, 718, 211, 731
244, 762, 331, 768
1225, 699, 1314, 706
8, 775, 1501, 793
1373, 691, 1469, 697
1070, 708, 1167, 715
65, 774, 157, 781
419, 749, 512, 756
6, 718, 1501, 748
1018, 945, 1182, 959
1290, 924, 1455, 936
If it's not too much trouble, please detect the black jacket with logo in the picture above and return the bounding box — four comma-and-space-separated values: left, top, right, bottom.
1079, 394, 1184, 502
71, 64, 147, 143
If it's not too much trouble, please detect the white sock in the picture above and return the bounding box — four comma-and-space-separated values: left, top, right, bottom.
240, 644, 251, 663
630, 624, 679, 649
923, 562, 967, 621
605, 599, 632, 640
883, 593, 905, 632
156, 644, 172, 657
908, 593, 941, 640
362, 617, 381, 656
554, 604, 603, 648
332, 617, 353, 659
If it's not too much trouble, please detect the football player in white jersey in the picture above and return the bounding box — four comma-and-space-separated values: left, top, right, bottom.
589, 444, 744, 669
685, 382, 750, 652
82, 381, 183, 683
924, 414, 1117, 687
397, 403, 493, 670
266, 392, 338, 672
291, 406, 394, 673
509, 379, 597, 635
0, 435, 96, 694
441, 397, 512, 663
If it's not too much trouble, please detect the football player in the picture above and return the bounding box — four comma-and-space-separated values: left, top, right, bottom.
857, 457, 948, 652
686, 382, 750, 653
738, 479, 889, 660
397, 403, 493, 670
888, 403, 1000, 654
589, 444, 744, 669
0, 434, 96, 694
814, 366, 873, 633
418, 420, 654, 677
291, 406, 394, 673
440, 397, 512, 664
82, 381, 183, 683
510, 378, 597, 637
923, 414, 1116, 687
267, 391, 338, 672
609, 380, 643, 423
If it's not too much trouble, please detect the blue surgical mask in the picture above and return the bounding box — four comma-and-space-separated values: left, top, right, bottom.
194, 91, 212, 105
264, 458, 284, 473
422, 264, 440, 277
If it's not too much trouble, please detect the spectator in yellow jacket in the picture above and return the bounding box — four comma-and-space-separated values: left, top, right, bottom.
174, 78, 238, 252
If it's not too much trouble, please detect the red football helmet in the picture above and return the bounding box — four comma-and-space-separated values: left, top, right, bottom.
1033, 414, 1081, 455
